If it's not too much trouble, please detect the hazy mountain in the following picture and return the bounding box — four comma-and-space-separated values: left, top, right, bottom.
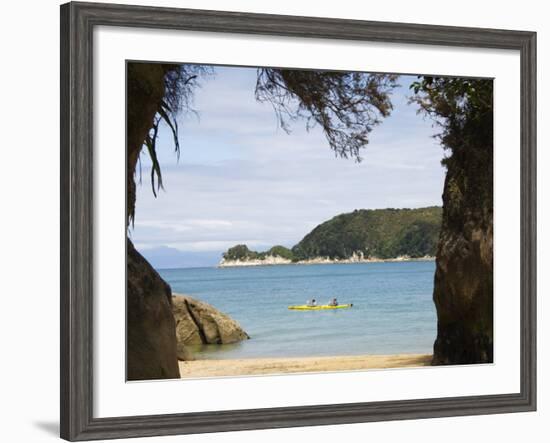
138, 246, 222, 269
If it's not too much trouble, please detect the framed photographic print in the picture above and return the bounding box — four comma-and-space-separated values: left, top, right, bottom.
60, 1, 537, 441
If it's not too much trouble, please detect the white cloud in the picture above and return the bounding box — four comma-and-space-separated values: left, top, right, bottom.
132, 66, 445, 256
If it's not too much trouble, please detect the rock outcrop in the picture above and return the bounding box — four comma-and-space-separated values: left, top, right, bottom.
127, 239, 180, 380
432, 97, 494, 365
432, 216, 493, 365
432, 166, 493, 365
172, 294, 249, 360
219, 255, 292, 267
219, 252, 435, 267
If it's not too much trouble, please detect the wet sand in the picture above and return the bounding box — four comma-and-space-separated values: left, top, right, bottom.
179, 353, 432, 378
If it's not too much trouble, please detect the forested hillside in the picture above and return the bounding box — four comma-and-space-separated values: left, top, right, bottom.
222, 206, 442, 262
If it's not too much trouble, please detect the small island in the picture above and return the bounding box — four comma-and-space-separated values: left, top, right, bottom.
219, 206, 441, 267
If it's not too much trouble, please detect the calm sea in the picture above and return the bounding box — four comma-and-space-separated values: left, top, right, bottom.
159, 261, 437, 360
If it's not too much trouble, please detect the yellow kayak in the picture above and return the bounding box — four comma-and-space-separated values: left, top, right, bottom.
288, 304, 353, 311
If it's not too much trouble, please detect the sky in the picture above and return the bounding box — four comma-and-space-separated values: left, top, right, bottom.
130, 66, 446, 268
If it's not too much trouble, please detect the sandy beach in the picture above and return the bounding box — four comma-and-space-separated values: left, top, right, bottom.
179, 353, 432, 378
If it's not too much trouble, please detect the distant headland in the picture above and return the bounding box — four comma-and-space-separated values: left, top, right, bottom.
219, 206, 441, 267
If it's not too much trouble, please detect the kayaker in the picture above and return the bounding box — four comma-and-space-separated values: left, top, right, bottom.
307, 299, 317, 307
328, 298, 339, 306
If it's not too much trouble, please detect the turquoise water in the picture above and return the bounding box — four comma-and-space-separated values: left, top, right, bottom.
159, 261, 437, 360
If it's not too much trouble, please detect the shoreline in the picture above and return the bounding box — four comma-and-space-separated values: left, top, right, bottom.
218, 255, 435, 268
179, 353, 432, 377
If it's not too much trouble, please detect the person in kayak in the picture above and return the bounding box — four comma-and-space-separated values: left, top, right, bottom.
307, 299, 317, 307
328, 298, 339, 306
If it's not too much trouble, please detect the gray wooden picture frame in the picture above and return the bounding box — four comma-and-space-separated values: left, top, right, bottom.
60, 1, 537, 441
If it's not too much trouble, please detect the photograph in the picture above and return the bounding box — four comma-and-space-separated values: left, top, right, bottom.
0, 0, 542, 441
126, 61, 494, 381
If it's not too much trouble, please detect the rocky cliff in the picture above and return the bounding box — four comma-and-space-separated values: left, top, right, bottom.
432, 163, 493, 364
430, 78, 494, 365
219, 253, 434, 267
127, 239, 180, 380
172, 294, 249, 360
219, 255, 293, 267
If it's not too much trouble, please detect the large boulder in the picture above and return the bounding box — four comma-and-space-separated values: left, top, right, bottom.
127, 239, 180, 380
172, 294, 249, 360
